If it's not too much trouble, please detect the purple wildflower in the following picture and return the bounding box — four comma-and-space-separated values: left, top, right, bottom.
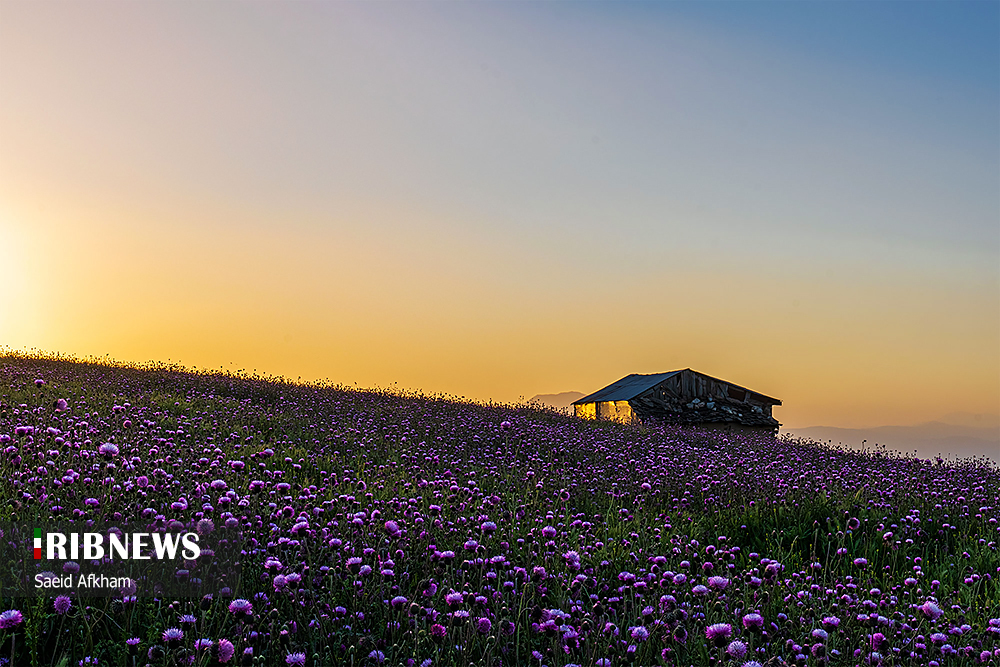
54, 596, 72, 615
920, 601, 944, 621
229, 599, 252, 618
98, 443, 119, 459
217, 639, 235, 663
706, 623, 733, 647
727, 640, 748, 659
0, 610, 23, 630
162, 627, 183, 647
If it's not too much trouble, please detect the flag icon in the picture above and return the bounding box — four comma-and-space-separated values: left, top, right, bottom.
33, 528, 41, 560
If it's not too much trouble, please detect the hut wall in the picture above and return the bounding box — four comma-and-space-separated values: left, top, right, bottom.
664, 371, 774, 412
596, 400, 634, 424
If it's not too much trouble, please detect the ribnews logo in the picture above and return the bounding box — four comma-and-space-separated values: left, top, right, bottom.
32, 528, 201, 561
3, 522, 241, 598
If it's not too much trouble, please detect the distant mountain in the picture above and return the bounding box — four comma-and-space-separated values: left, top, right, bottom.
528, 391, 584, 412
936, 412, 1000, 429
783, 420, 1000, 465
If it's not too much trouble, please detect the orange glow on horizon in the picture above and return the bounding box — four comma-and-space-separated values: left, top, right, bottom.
1, 195, 996, 431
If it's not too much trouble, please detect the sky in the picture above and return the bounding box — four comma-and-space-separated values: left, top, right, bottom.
1, 1, 997, 432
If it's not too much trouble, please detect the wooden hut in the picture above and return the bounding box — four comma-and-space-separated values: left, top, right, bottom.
573, 369, 781, 434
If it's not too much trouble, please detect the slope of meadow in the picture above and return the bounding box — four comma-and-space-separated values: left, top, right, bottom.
0, 354, 997, 667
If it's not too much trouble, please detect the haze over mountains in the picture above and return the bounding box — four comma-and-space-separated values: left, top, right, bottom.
528, 391, 584, 412
783, 413, 999, 465
529, 392, 999, 464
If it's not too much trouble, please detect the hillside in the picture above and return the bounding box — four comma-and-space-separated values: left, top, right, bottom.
0, 353, 997, 666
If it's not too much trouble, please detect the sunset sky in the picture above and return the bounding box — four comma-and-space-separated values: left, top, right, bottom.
1, 1, 997, 430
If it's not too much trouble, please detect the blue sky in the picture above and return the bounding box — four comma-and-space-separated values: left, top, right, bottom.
658, 1, 999, 85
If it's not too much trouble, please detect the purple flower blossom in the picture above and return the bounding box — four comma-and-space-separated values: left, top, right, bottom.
920, 601, 944, 621
0, 610, 23, 629
98, 443, 119, 459
54, 596, 71, 615
727, 640, 748, 659
706, 623, 733, 646
228, 599, 252, 618
162, 627, 183, 646
707, 575, 729, 590
217, 638, 235, 663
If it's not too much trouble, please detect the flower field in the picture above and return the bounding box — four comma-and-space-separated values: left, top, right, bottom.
0, 353, 997, 667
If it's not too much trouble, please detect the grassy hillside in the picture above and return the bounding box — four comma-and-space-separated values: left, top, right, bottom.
0, 353, 997, 666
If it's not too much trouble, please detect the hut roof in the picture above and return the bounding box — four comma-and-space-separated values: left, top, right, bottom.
573, 371, 681, 404
573, 369, 781, 406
